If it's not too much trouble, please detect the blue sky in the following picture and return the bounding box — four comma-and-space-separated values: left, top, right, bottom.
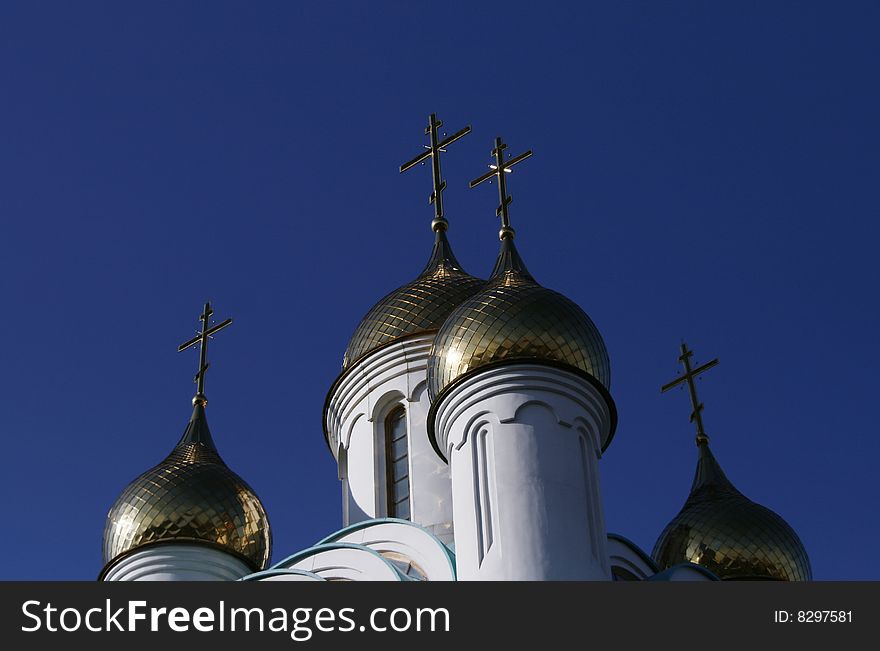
1, 2, 877, 580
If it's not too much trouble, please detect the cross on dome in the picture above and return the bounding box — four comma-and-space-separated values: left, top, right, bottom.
661, 342, 719, 445
399, 113, 471, 232
469, 136, 532, 239
178, 301, 233, 407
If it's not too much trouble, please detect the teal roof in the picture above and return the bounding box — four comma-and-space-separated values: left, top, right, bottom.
316, 517, 457, 580
271, 542, 411, 581
240, 568, 324, 581
608, 532, 660, 574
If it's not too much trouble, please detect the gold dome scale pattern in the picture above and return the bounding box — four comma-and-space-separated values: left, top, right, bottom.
341, 227, 484, 369
652, 440, 811, 581
101, 403, 272, 574
427, 235, 611, 401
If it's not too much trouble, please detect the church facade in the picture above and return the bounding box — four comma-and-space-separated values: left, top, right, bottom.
99, 116, 811, 582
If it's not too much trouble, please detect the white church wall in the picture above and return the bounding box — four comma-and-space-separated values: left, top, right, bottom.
434, 364, 614, 581
325, 334, 454, 545
343, 413, 375, 521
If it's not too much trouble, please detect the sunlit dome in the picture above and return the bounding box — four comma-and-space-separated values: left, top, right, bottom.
427, 235, 611, 402
341, 226, 484, 369
652, 440, 811, 581
101, 402, 272, 576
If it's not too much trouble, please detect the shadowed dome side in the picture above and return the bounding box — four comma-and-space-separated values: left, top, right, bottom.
101, 403, 272, 574
652, 441, 811, 581
342, 227, 484, 369
427, 236, 610, 401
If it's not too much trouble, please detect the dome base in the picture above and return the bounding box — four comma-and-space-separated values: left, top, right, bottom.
100, 542, 253, 581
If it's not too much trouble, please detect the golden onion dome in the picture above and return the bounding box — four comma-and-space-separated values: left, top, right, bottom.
341, 225, 484, 369
101, 402, 271, 575
652, 440, 811, 581
427, 234, 611, 403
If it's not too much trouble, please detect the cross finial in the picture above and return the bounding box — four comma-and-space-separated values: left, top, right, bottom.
660, 342, 719, 445
469, 136, 533, 240
177, 301, 233, 407
400, 113, 471, 233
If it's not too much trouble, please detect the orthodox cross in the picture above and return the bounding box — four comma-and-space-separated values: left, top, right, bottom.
661, 342, 719, 445
178, 302, 233, 405
469, 136, 532, 235
399, 113, 471, 230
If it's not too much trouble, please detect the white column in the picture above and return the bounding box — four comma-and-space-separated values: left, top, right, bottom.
434, 364, 614, 580
101, 544, 253, 581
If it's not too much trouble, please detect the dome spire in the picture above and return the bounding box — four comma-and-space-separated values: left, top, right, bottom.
338, 115, 483, 370
419, 224, 467, 276
652, 341, 811, 580
399, 112, 471, 233
101, 302, 272, 577
469, 136, 533, 241
690, 436, 737, 493
660, 341, 719, 446
177, 301, 233, 408
470, 134, 535, 283
661, 343, 735, 493
488, 232, 534, 281
427, 135, 612, 406
427, 133, 612, 412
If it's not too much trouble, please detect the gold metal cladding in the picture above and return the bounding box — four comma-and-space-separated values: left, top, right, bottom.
341, 113, 481, 372
341, 228, 484, 370
652, 442, 812, 581
427, 236, 610, 402
102, 407, 272, 572
431, 140, 609, 401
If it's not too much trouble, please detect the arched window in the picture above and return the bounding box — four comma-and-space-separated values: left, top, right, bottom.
385, 406, 410, 520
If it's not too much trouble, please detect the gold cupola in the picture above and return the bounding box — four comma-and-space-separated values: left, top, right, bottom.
653, 343, 811, 580
426, 136, 611, 419
100, 303, 271, 578
340, 113, 484, 370
100, 402, 272, 576
652, 438, 811, 581
426, 233, 611, 402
